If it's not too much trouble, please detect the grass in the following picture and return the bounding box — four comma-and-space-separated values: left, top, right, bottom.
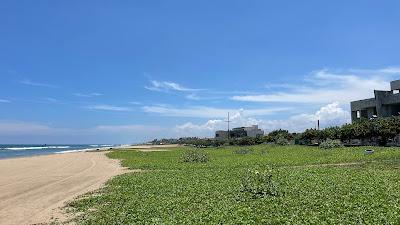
69, 145, 400, 224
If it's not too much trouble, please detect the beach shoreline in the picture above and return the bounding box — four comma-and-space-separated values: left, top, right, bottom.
0, 144, 180, 160
0, 150, 125, 225
0, 144, 180, 225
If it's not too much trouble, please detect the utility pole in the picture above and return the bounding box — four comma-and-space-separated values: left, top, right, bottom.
225, 112, 231, 139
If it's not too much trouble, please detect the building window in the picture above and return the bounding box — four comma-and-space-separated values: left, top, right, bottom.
357, 111, 361, 118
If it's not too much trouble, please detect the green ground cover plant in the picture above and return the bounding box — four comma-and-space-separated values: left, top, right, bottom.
234, 148, 253, 155
69, 145, 400, 224
181, 149, 209, 163
319, 139, 344, 149
239, 167, 279, 198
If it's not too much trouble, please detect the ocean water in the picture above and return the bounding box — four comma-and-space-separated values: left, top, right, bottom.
0, 144, 114, 159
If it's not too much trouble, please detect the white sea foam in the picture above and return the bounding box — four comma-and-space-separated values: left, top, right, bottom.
5, 147, 46, 150
55, 148, 93, 154
4, 146, 71, 150
48, 146, 71, 149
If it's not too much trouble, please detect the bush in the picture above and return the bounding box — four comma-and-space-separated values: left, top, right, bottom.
234, 149, 253, 155
275, 137, 289, 145
240, 167, 279, 198
319, 139, 343, 149
181, 149, 209, 163
265, 129, 293, 142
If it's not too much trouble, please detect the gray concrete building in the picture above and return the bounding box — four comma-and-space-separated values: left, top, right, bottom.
215, 130, 229, 140
215, 125, 264, 139
351, 80, 400, 122
244, 125, 265, 138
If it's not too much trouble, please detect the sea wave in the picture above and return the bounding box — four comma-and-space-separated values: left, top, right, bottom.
2, 146, 71, 150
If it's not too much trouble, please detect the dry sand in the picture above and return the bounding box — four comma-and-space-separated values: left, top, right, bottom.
0, 151, 125, 225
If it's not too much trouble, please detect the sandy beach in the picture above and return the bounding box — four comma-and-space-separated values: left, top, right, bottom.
0, 151, 125, 225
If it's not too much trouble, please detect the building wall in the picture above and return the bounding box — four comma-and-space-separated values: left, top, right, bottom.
350, 81, 400, 122
215, 130, 228, 140
244, 125, 264, 137
215, 125, 264, 139
391, 80, 400, 91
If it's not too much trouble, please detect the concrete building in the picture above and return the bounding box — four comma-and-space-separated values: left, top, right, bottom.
351, 80, 400, 122
215, 125, 264, 139
215, 130, 229, 140
244, 125, 265, 137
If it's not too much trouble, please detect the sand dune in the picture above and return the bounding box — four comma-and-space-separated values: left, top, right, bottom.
0, 151, 124, 225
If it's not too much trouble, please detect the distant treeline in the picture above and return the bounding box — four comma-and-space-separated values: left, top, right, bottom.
150, 117, 400, 147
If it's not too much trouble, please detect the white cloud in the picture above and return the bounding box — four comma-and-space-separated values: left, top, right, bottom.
259, 102, 350, 133
142, 105, 290, 118
73, 92, 104, 97
232, 68, 398, 104
0, 99, 10, 103
0, 121, 164, 144
174, 102, 350, 137
145, 80, 203, 92
20, 79, 57, 88
86, 104, 132, 112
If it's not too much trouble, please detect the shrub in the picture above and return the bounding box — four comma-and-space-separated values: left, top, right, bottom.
240, 167, 279, 198
275, 137, 289, 146
181, 149, 209, 163
234, 149, 253, 154
319, 139, 343, 149
265, 129, 293, 142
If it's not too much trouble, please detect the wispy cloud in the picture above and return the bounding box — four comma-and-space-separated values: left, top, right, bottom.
186, 94, 201, 100
142, 105, 290, 118
0, 99, 11, 103
232, 67, 399, 104
86, 104, 132, 112
93, 124, 161, 133
20, 79, 57, 88
32, 97, 64, 104
145, 80, 203, 92
73, 92, 104, 97
185, 93, 222, 101
42, 97, 60, 103
128, 101, 142, 105
0, 121, 70, 136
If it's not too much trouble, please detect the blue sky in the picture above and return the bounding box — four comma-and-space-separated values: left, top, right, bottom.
1, 1, 400, 144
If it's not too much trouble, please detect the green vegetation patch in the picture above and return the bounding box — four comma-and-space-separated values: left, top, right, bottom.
234, 148, 253, 155
319, 139, 344, 149
70, 145, 400, 224
181, 149, 209, 163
